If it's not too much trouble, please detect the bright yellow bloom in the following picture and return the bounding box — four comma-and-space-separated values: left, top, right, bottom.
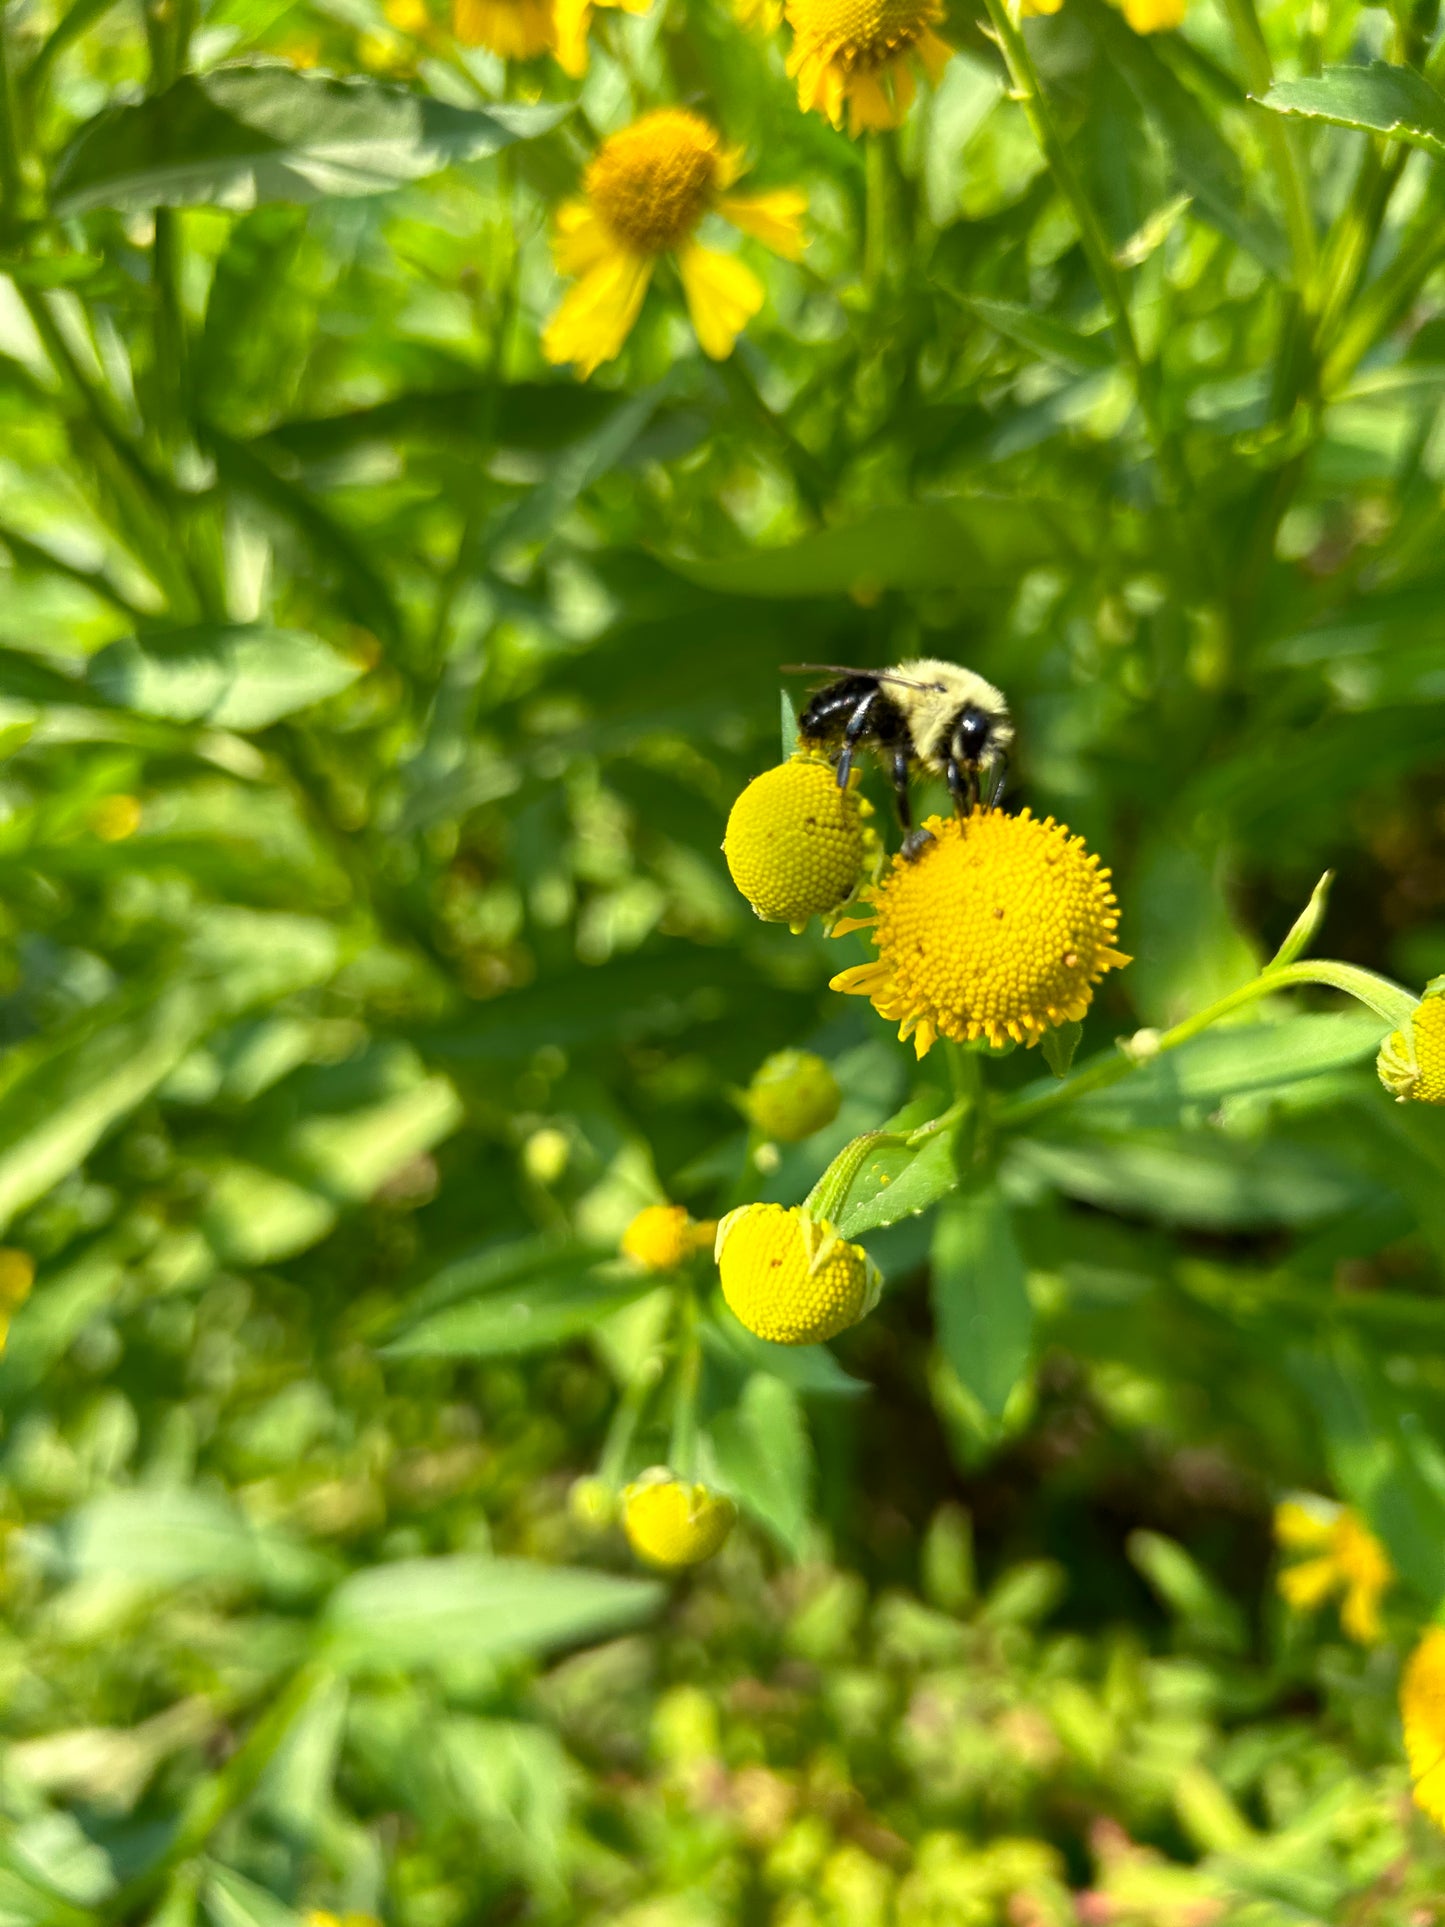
785, 0, 952, 133
543, 110, 806, 378
745, 1050, 841, 1142
1403, 1626, 1445, 1828
0, 1249, 32, 1355
621, 1204, 716, 1272
715, 1202, 880, 1345
623, 1470, 736, 1567
1121, 0, 1184, 29
1275, 1498, 1393, 1645
830, 808, 1128, 1058
724, 756, 874, 931
1020, 0, 1064, 12
1378, 988, 1445, 1104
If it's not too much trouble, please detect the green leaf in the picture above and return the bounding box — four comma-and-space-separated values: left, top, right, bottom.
319, 1555, 660, 1672
1260, 62, 1445, 158
931, 1187, 1032, 1418
87, 625, 361, 729
708, 1372, 813, 1556
834, 1122, 961, 1236
955, 295, 1115, 373
50, 63, 569, 215
1268, 872, 1335, 969
703, 1299, 866, 1398
52, 1489, 327, 1595
382, 1272, 656, 1359
1041, 1021, 1083, 1080
204, 1868, 303, 1927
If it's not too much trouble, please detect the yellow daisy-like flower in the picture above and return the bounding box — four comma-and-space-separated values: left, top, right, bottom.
1275, 1498, 1393, 1645
715, 1202, 880, 1345
1377, 987, 1445, 1104
623, 1469, 736, 1567
785, 0, 952, 133
0, 1249, 32, 1355
724, 755, 875, 932
745, 1049, 842, 1142
1121, 0, 1184, 29
830, 808, 1128, 1059
621, 1204, 716, 1272
543, 110, 806, 378
1404, 1626, 1445, 1828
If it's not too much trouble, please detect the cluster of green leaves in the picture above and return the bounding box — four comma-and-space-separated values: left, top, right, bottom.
5, 0, 1445, 1913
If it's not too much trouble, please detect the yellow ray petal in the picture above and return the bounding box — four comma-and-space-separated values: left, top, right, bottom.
676, 243, 763, 360
848, 65, 903, 133
1278, 1556, 1340, 1613
915, 24, 952, 81
553, 199, 612, 275
719, 187, 808, 260
543, 251, 652, 377
1273, 1499, 1334, 1550
552, 0, 590, 72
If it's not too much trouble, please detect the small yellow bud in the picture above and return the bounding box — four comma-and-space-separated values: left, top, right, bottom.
620, 1204, 716, 1272
745, 1049, 841, 1142
568, 1475, 617, 1532
723, 756, 874, 931
521, 1126, 571, 1185
0, 1249, 32, 1356
623, 1469, 735, 1568
90, 795, 142, 842
715, 1202, 880, 1345
1378, 989, 1445, 1104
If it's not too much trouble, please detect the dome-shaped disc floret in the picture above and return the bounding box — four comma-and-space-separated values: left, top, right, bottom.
745, 1049, 842, 1142
724, 756, 875, 931
1377, 988, 1445, 1104
1403, 1626, 1445, 1827
786, 0, 952, 132
621, 1204, 716, 1272
830, 808, 1129, 1058
716, 1202, 880, 1345
623, 1469, 736, 1567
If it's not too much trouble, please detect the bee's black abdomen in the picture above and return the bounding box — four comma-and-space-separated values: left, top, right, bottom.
798, 677, 908, 750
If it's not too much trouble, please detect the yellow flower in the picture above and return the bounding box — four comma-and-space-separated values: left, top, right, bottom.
715, 1202, 880, 1345
1378, 987, 1445, 1104
785, 0, 952, 133
745, 1049, 842, 1142
830, 808, 1128, 1058
1121, 0, 1184, 28
723, 756, 874, 932
1021, 0, 1064, 11
735, 0, 783, 29
621, 1204, 716, 1271
1403, 1626, 1445, 1828
568, 1474, 617, 1531
623, 1469, 736, 1567
0, 1249, 32, 1355
90, 795, 142, 842
543, 110, 806, 378
453, 0, 557, 58
1274, 1498, 1393, 1645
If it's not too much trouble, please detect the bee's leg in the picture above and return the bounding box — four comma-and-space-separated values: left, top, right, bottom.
945, 756, 975, 817
985, 750, 1009, 810
834, 692, 879, 789
889, 748, 912, 831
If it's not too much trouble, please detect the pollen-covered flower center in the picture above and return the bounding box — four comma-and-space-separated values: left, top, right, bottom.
586, 110, 722, 252
788, 0, 940, 68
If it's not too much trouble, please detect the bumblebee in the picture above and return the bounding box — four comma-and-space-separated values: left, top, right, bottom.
788, 658, 1013, 852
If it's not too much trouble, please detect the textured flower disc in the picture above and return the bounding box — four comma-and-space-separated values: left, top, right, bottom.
586, 110, 723, 253
830, 808, 1129, 1057
1377, 992, 1445, 1104
1403, 1626, 1445, 1827
723, 757, 872, 929
623, 1472, 736, 1567
787, 0, 939, 67
746, 1048, 842, 1142
715, 1202, 880, 1345
621, 1203, 712, 1271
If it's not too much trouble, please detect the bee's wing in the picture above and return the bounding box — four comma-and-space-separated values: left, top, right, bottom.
781, 662, 937, 690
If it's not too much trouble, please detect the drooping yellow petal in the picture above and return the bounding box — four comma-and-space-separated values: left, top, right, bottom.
453, 0, 556, 55
1273, 1499, 1334, 1550
676, 243, 763, 360
1277, 1556, 1340, 1614
552, 198, 612, 275
719, 188, 808, 259
849, 65, 904, 132
552, 0, 589, 71
915, 23, 952, 80
543, 250, 653, 377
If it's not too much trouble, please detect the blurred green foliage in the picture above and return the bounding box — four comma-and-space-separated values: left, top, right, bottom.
5, 0, 1445, 1915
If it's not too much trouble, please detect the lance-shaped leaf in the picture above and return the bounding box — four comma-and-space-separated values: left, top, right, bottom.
1260, 63, 1445, 158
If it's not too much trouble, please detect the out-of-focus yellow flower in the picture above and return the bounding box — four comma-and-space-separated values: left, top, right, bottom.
1021, 0, 1064, 13
745, 1050, 842, 1142
453, 0, 557, 58
1378, 986, 1445, 1104
621, 1203, 716, 1272
724, 756, 874, 932
623, 1469, 736, 1567
1275, 1497, 1393, 1645
716, 1202, 880, 1345
0, 1250, 32, 1355
303, 1912, 381, 1927
90, 795, 142, 842
785, 0, 951, 133
1121, 0, 1184, 29
735, 0, 783, 30
1403, 1625, 1445, 1828
543, 110, 806, 377
830, 808, 1128, 1058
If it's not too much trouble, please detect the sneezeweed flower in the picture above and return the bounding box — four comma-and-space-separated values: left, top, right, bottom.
1377, 984, 1445, 1104
715, 1202, 881, 1345
1402, 1626, 1445, 1828
623, 1468, 736, 1567
785, 0, 952, 133
1120, 0, 1185, 29
543, 111, 806, 378
724, 755, 876, 932
0, 1249, 32, 1354
1274, 1497, 1393, 1645
831, 809, 1128, 1058
745, 1049, 842, 1142
621, 1203, 717, 1272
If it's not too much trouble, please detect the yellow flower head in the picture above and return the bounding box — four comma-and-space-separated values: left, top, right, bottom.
1274, 1497, 1393, 1645
1121, 0, 1184, 29
745, 1049, 842, 1142
90, 795, 142, 842
453, 0, 646, 73
785, 0, 952, 133
1377, 987, 1445, 1104
724, 756, 875, 931
716, 1202, 880, 1345
830, 808, 1128, 1058
1403, 1626, 1445, 1829
623, 1468, 736, 1567
621, 1204, 716, 1272
0, 1248, 32, 1355
543, 110, 807, 378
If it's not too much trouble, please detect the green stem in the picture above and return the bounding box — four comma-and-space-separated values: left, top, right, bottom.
804, 1129, 900, 1221
599, 1349, 665, 1487
1220, 0, 1317, 295
0, 6, 23, 236
864, 131, 888, 291
667, 1287, 700, 1480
